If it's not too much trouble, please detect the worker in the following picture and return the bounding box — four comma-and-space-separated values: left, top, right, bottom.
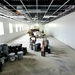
30, 33, 36, 50
41, 38, 45, 57
44, 38, 51, 53
41, 30, 45, 38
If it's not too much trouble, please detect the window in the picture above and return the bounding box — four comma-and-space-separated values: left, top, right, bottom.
9, 23, 13, 33
15, 25, 18, 32
0, 22, 4, 35
19, 26, 22, 31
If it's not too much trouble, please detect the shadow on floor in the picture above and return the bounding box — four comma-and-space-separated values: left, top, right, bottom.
51, 46, 67, 55
26, 52, 36, 56
1, 57, 37, 75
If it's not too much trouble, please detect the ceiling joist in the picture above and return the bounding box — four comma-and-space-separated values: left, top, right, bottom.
0, 0, 75, 23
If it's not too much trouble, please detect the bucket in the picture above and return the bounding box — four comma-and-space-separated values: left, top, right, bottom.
9, 53, 15, 61
17, 51, 23, 60
2, 44, 8, 56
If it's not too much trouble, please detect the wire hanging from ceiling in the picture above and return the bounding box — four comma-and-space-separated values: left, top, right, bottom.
45, 0, 70, 21
41, 0, 54, 21
19, 0, 32, 20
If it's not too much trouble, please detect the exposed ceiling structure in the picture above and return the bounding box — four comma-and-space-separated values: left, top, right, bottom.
0, 0, 75, 24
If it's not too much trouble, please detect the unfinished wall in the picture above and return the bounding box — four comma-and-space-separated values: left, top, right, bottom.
0, 17, 29, 43
45, 11, 75, 49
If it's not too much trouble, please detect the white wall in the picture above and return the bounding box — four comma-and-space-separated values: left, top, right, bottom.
0, 17, 29, 43
38, 24, 44, 31
45, 11, 75, 49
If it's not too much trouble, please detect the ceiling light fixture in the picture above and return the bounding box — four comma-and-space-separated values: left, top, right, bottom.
43, 15, 57, 18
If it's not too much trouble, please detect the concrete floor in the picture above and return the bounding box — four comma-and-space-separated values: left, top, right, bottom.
1, 34, 75, 75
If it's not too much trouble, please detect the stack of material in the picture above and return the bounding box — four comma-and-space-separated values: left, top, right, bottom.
22, 47, 27, 55
33, 31, 41, 38
0, 43, 28, 72
8, 44, 22, 55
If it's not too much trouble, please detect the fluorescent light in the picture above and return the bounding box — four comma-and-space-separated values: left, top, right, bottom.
35, 23, 39, 26
9, 16, 25, 18
41, 21, 48, 22
32, 18, 37, 20
43, 15, 57, 18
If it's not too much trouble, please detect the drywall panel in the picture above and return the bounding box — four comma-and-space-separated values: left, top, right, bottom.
45, 11, 75, 49
39, 24, 44, 31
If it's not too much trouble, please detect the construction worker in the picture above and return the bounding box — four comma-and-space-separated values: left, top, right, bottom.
30, 33, 36, 50
44, 38, 51, 53
41, 38, 45, 57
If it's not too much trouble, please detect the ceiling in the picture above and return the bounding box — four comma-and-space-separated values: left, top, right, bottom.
0, 0, 75, 24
